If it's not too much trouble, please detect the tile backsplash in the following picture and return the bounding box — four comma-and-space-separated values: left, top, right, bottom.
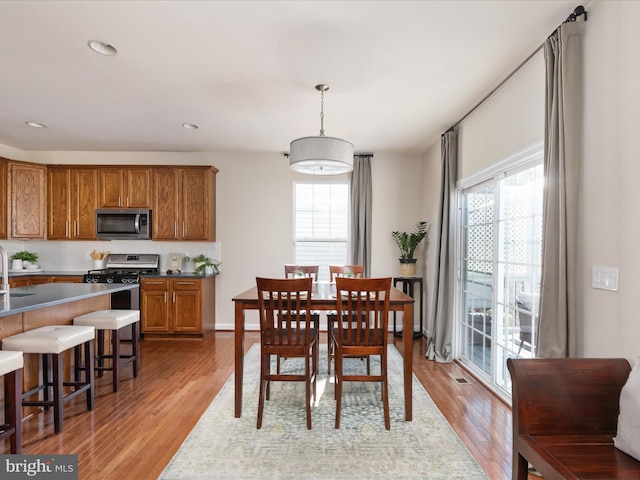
0, 240, 220, 273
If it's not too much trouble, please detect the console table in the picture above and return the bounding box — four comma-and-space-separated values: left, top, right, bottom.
392, 276, 423, 339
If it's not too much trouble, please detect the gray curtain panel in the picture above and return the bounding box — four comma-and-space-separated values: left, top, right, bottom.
427, 129, 458, 363
537, 21, 581, 358
349, 155, 372, 276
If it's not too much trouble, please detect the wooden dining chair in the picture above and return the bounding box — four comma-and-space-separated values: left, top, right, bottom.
329, 265, 364, 282
256, 277, 319, 429
284, 264, 319, 281
327, 265, 364, 375
332, 277, 391, 430
279, 265, 320, 373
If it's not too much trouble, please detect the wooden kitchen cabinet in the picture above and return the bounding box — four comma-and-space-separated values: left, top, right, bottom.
171, 279, 202, 333
9, 276, 52, 287
9, 275, 81, 287
48, 167, 97, 239
152, 166, 216, 241
141, 279, 171, 333
8, 161, 46, 239
50, 276, 83, 283
98, 167, 151, 208
0, 159, 7, 239
141, 276, 215, 336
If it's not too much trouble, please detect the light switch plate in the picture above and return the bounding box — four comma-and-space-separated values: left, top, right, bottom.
592, 266, 619, 291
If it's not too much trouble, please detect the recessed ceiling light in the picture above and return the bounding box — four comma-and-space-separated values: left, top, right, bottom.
26, 121, 47, 128
87, 40, 117, 56
182, 123, 199, 130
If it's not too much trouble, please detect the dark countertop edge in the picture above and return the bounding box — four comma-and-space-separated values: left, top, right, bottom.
7, 271, 218, 278
143, 272, 218, 279
0, 283, 139, 318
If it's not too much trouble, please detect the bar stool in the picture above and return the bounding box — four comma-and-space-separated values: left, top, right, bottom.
73, 310, 140, 392
2, 325, 95, 434
0, 351, 23, 453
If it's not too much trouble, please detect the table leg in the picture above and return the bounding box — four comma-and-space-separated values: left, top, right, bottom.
403, 302, 413, 421
234, 301, 245, 418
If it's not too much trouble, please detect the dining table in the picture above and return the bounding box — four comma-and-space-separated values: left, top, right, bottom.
232, 281, 416, 421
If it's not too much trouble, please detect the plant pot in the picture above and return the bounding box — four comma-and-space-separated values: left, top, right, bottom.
399, 258, 417, 277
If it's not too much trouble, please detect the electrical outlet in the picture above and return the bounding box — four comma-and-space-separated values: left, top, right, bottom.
592, 266, 619, 291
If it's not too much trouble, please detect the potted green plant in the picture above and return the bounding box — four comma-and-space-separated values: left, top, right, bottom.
190, 254, 221, 275
392, 221, 429, 277
11, 250, 38, 269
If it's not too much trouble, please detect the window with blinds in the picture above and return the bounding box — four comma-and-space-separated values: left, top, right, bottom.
294, 182, 349, 282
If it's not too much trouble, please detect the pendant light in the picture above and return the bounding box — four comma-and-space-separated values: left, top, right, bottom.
289, 84, 354, 175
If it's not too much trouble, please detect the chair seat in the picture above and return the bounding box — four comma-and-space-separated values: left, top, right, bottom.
0, 351, 23, 376
2, 326, 95, 354
73, 309, 140, 330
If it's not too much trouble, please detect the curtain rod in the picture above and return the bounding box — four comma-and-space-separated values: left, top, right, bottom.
445, 5, 587, 134
282, 152, 373, 158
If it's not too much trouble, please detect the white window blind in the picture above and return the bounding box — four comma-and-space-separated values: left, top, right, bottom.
294, 183, 349, 282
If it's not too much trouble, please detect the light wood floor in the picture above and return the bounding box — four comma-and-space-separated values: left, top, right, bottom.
3, 331, 522, 480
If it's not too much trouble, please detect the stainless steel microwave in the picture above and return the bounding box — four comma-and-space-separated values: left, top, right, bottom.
96, 208, 152, 240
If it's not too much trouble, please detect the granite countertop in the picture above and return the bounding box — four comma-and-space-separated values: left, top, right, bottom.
0, 283, 139, 318
7, 270, 216, 278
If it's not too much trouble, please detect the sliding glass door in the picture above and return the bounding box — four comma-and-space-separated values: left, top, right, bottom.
459, 161, 543, 395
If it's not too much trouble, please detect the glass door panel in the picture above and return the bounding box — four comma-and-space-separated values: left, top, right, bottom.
459, 162, 543, 396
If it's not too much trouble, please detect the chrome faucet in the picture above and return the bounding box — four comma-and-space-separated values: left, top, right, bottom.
0, 244, 9, 296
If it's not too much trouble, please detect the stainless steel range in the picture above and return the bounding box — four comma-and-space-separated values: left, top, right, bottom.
82, 254, 159, 312
83, 254, 160, 284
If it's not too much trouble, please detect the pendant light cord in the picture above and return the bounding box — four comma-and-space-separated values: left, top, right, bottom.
319, 88, 325, 137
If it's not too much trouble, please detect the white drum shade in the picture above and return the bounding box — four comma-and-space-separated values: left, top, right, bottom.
289, 136, 354, 175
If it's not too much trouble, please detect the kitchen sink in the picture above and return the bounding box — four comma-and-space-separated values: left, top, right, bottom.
9, 293, 35, 298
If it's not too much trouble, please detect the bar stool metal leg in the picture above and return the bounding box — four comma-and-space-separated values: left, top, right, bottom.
52, 353, 63, 433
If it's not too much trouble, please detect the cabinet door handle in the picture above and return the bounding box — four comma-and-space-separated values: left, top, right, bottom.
146, 281, 164, 285
164, 292, 167, 303
174, 222, 177, 237
176, 281, 195, 285
182, 222, 186, 238
172, 292, 176, 303
65, 221, 69, 237
74, 221, 77, 236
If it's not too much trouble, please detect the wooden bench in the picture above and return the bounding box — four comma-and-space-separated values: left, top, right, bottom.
507, 357, 640, 480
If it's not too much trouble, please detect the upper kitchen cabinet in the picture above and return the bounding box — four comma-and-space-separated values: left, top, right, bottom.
98, 167, 152, 208
0, 159, 7, 239
7, 160, 47, 239
152, 166, 216, 241
47, 167, 97, 240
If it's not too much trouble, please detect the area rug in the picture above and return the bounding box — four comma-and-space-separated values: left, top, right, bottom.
159, 345, 487, 480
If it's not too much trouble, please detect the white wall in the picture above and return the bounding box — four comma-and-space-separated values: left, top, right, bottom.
420, 0, 640, 362
457, 51, 545, 177
212, 151, 424, 330
4, 149, 423, 331
579, 0, 640, 359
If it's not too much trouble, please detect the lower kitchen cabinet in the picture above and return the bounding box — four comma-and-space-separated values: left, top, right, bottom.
9, 275, 83, 287
141, 276, 215, 337
9, 276, 51, 287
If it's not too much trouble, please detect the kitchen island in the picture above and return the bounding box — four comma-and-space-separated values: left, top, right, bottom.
0, 282, 138, 318
0, 283, 140, 421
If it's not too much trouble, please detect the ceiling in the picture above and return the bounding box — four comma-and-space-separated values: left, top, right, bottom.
0, 0, 580, 155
